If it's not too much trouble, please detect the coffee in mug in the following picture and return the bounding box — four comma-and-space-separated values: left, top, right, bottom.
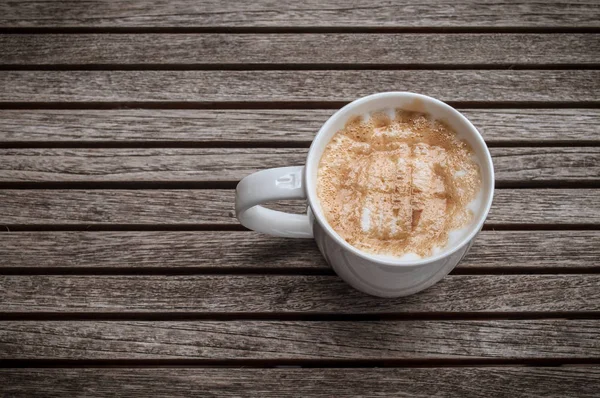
317, 110, 481, 259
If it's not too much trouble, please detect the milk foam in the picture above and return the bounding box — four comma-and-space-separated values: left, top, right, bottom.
317, 109, 482, 259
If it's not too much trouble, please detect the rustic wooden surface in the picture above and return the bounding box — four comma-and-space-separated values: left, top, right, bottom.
1, 1, 599, 397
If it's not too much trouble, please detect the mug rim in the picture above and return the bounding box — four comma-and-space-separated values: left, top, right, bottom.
304, 91, 495, 268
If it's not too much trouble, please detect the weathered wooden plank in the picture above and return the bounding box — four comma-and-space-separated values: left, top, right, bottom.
488, 189, 600, 225
491, 147, 600, 183
0, 231, 597, 270
0, 190, 240, 225
2, 368, 599, 398
0, 274, 598, 313
1, 320, 598, 359
2, 34, 598, 65
0, 189, 597, 225
0, 70, 598, 103
1, 0, 598, 28
1, 147, 598, 183
0, 109, 597, 144
0, 148, 304, 182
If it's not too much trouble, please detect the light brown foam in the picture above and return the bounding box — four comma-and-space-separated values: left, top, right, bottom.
317, 110, 481, 258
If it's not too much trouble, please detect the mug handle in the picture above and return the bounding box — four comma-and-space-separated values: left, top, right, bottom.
235, 166, 313, 238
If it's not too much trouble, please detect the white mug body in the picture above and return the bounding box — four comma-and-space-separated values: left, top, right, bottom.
312, 212, 475, 297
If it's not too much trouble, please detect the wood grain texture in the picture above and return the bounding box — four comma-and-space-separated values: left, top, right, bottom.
1, 0, 598, 28
1, 70, 598, 103
0, 148, 305, 182
2, 368, 599, 398
1, 147, 598, 183
1, 230, 597, 270
491, 147, 600, 183
0, 109, 597, 144
0, 274, 598, 313
0, 189, 597, 225
1, 320, 598, 359
2, 34, 598, 65
487, 189, 600, 225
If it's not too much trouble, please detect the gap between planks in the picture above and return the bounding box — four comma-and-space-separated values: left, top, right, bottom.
2, 27, 600, 34
1, 64, 600, 71
1, 359, 599, 368
2, 311, 600, 322
0, 101, 599, 110
1, 141, 600, 149
1, 225, 600, 232
0, 183, 598, 190
1, 267, 599, 276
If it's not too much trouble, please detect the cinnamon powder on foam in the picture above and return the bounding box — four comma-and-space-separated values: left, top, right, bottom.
317, 110, 482, 258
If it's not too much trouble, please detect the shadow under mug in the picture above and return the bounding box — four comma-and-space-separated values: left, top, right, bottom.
236, 92, 495, 297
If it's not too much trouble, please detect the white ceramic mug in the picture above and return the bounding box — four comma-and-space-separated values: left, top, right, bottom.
236, 92, 494, 297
